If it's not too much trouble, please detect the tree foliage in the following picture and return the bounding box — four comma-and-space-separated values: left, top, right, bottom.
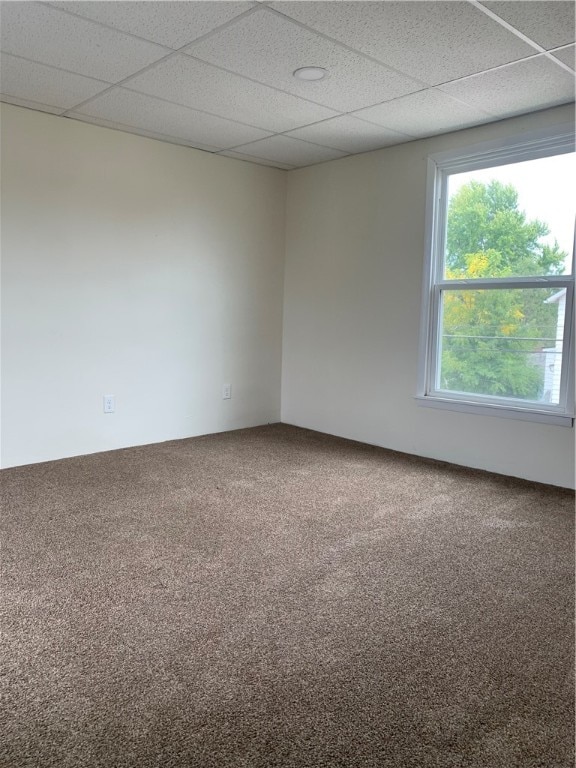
441, 180, 566, 399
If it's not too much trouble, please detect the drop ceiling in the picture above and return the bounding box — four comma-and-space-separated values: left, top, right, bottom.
1, 1, 574, 170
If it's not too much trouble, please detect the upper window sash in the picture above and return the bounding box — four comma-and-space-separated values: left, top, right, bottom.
432, 136, 575, 283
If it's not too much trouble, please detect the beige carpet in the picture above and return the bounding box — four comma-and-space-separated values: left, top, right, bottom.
1, 423, 574, 768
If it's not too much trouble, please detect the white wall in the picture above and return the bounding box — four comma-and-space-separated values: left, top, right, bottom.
1, 104, 286, 467
2, 103, 574, 487
282, 105, 575, 489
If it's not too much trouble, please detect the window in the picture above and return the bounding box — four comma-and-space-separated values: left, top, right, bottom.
417, 125, 575, 426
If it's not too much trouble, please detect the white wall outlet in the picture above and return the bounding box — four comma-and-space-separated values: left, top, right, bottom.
103, 395, 115, 413
222, 383, 232, 400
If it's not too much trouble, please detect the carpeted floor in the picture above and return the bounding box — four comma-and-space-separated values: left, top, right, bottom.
1, 423, 574, 768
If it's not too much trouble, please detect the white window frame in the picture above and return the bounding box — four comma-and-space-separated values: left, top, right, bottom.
417, 124, 575, 427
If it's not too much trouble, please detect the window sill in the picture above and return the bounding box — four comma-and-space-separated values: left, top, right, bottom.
415, 394, 574, 427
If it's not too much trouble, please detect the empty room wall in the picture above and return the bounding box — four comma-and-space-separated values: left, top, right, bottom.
282, 104, 575, 488
2, 102, 574, 487
1, 104, 286, 468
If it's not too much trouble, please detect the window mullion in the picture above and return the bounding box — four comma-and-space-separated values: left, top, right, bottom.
437, 277, 573, 291
558, 281, 575, 412
433, 170, 448, 285
428, 284, 442, 394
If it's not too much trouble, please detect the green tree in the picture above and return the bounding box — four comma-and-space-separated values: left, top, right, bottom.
441, 180, 567, 399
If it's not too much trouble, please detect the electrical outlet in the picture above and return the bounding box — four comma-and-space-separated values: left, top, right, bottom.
103, 395, 115, 413
222, 383, 232, 400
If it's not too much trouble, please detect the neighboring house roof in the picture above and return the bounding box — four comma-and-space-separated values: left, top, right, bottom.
545, 288, 567, 304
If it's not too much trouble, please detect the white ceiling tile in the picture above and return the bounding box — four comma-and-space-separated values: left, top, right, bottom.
231, 135, 347, 167
0, 2, 170, 82
3, 0, 573, 169
270, 1, 536, 85
71, 88, 272, 149
219, 150, 295, 170
550, 44, 576, 72
66, 113, 220, 152
285, 115, 413, 153
439, 56, 576, 118
126, 54, 337, 132
481, 2, 575, 50
48, 1, 257, 50
0, 53, 110, 111
187, 8, 423, 112
0, 94, 64, 115
353, 88, 494, 138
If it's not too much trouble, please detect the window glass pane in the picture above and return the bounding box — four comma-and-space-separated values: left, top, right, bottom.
438, 287, 565, 404
444, 154, 575, 279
